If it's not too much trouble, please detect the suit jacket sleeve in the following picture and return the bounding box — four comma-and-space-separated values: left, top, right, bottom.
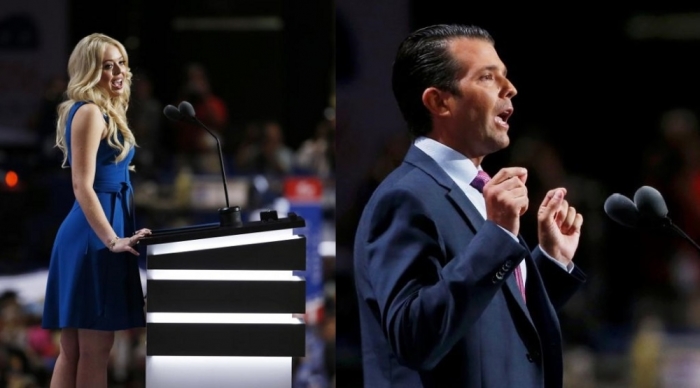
530, 246, 587, 310
362, 187, 529, 370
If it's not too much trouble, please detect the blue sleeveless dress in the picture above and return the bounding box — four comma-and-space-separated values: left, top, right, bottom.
42, 101, 146, 331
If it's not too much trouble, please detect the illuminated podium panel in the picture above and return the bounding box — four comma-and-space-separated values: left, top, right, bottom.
141, 215, 306, 388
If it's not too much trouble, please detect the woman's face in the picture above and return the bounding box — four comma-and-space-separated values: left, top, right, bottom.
97, 44, 126, 97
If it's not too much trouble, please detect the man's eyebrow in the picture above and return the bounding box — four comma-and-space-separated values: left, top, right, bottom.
474, 64, 508, 77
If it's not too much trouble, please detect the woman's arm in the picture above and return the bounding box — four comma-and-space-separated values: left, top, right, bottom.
70, 104, 141, 255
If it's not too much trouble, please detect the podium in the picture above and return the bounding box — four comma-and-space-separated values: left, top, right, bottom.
141, 213, 307, 388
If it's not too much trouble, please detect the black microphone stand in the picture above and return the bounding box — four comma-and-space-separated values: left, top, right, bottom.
658, 216, 700, 254
185, 115, 242, 228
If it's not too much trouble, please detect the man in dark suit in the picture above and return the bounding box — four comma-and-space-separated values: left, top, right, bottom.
353, 24, 587, 388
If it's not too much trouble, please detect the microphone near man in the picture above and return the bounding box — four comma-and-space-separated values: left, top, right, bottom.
163, 101, 242, 227
604, 185, 700, 254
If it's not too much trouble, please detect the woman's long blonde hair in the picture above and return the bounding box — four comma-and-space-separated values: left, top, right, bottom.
55, 33, 136, 168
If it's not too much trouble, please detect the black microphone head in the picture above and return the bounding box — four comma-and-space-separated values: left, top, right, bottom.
634, 185, 668, 219
163, 105, 182, 121
604, 193, 642, 228
178, 100, 196, 119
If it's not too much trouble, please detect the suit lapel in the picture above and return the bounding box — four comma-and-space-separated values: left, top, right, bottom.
446, 188, 483, 233
405, 145, 483, 234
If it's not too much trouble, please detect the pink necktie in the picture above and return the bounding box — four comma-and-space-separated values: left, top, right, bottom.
470, 170, 526, 303
514, 266, 526, 303
469, 170, 491, 193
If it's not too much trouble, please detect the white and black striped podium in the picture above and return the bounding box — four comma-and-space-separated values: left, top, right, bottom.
141, 214, 307, 388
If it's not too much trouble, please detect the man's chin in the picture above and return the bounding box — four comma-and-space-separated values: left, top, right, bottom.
489, 136, 509, 153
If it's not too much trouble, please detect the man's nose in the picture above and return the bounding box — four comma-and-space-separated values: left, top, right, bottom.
503, 79, 517, 99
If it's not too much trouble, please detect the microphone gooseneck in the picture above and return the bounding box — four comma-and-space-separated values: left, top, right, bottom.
163, 100, 241, 227
177, 101, 230, 210
667, 221, 700, 253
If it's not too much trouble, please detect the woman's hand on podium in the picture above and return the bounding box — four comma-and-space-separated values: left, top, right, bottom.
110, 228, 152, 255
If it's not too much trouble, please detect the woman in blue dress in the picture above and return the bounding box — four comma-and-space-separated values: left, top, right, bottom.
42, 33, 152, 388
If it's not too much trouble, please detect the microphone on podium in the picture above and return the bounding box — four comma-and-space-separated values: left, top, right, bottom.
163, 101, 242, 227
604, 185, 700, 253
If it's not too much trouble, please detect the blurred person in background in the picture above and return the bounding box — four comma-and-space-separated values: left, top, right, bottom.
127, 71, 163, 180
0, 290, 51, 387
41, 33, 152, 388
235, 119, 294, 176
231, 120, 264, 175
259, 120, 295, 176
353, 24, 587, 387
295, 113, 335, 179
30, 75, 68, 168
173, 62, 229, 174
638, 108, 700, 328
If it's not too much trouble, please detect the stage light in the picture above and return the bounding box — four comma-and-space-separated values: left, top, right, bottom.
5, 171, 17, 188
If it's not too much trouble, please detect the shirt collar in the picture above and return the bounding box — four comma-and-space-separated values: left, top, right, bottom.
414, 136, 481, 189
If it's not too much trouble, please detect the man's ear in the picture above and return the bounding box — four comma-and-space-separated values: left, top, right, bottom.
422, 87, 451, 118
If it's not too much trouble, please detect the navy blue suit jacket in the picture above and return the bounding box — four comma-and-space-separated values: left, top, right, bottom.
353, 145, 587, 388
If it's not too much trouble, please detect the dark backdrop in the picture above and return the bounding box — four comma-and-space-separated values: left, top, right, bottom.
68, 0, 334, 150
406, 3, 700, 190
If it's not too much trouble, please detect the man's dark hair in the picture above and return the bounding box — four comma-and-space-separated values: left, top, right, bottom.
391, 24, 494, 137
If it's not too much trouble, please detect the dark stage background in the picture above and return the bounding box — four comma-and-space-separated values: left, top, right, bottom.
69, 0, 333, 151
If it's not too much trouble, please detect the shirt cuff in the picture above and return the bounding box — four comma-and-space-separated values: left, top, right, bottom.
496, 225, 520, 242
495, 225, 574, 274
539, 245, 575, 273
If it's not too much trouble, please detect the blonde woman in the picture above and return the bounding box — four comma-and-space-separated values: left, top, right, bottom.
42, 33, 152, 388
